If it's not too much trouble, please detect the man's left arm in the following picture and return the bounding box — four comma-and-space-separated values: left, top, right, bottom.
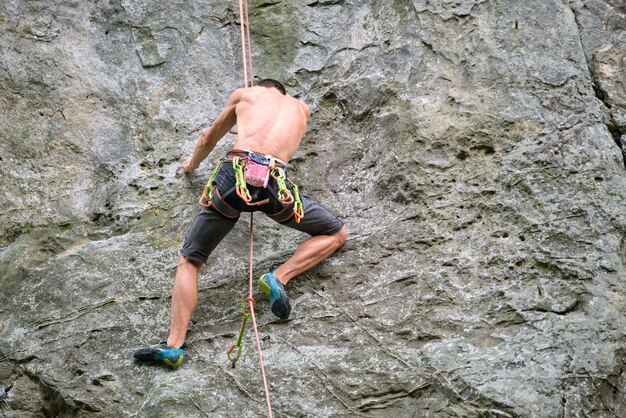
183, 89, 244, 173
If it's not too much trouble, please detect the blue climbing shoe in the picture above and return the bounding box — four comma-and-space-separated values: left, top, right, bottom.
133, 341, 188, 368
258, 272, 291, 319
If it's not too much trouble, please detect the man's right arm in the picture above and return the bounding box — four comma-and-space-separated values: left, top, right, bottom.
183, 88, 244, 173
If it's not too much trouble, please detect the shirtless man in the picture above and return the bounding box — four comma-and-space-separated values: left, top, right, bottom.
134, 79, 347, 368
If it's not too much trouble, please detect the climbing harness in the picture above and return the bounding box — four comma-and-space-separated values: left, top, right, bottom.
199, 150, 305, 224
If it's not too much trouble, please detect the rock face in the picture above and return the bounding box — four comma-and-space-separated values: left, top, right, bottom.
1, 0, 625, 416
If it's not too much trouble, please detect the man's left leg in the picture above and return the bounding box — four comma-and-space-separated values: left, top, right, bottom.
167, 255, 203, 349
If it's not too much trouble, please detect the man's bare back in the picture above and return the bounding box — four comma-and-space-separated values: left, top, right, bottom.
183, 84, 310, 172
233, 86, 310, 161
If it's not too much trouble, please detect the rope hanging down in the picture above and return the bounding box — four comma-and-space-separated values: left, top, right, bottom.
230, 1, 273, 417
239, 0, 254, 88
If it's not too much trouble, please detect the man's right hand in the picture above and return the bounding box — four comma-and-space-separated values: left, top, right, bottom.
182, 157, 195, 174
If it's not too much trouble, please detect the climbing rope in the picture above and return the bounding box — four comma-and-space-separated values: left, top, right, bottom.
239, 0, 254, 88
230, 1, 273, 416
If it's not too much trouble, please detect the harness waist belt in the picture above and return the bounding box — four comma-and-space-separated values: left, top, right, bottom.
226, 149, 289, 168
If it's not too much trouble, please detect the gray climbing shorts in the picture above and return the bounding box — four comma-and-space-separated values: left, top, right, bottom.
180, 189, 344, 264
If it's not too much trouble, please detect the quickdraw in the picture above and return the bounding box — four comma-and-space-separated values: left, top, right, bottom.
227, 298, 253, 368
232, 157, 252, 204
271, 167, 304, 223
270, 166, 293, 205
199, 159, 223, 208
291, 183, 304, 223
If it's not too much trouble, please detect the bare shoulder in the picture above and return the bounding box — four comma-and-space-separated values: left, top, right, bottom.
288, 95, 310, 119
241, 86, 269, 103
227, 87, 247, 105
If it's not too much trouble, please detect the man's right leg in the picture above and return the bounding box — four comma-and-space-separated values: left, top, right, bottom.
170, 206, 238, 344
167, 255, 203, 349
134, 206, 238, 367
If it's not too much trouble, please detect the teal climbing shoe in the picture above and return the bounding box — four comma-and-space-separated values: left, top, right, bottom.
133, 341, 188, 368
258, 272, 291, 319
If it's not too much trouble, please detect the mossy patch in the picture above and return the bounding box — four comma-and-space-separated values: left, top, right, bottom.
250, 2, 301, 82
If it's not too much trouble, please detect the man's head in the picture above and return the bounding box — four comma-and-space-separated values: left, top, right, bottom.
257, 78, 286, 95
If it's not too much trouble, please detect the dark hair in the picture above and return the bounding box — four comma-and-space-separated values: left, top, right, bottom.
257, 78, 286, 95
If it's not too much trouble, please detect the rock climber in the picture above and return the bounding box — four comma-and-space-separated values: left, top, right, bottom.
134, 79, 347, 368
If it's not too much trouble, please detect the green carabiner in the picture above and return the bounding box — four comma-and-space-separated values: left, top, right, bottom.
232, 157, 252, 202
199, 159, 224, 207
227, 303, 251, 368
271, 167, 294, 204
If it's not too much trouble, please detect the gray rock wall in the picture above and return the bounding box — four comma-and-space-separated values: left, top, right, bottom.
1, 0, 625, 416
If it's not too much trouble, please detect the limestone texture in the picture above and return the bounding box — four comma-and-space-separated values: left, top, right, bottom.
1, 0, 625, 417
